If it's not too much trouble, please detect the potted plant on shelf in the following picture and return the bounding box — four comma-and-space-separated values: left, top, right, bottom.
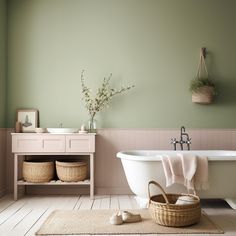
81, 70, 134, 132
190, 48, 216, 104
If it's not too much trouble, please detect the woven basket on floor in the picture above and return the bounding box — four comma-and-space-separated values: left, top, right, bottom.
56, 161, 87, 182
148, 181, 201, 227
23, 161, 54, 183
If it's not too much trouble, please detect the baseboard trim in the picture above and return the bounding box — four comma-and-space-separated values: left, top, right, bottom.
6, 186, 132, 195
26, 186, 132, 195
26, 185, 90, 195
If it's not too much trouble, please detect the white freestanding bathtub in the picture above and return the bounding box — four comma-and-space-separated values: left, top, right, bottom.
117, 150, 236, 209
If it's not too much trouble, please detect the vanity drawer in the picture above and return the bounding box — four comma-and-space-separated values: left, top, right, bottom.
66, 135, 95, 153
12, 135, 66, 153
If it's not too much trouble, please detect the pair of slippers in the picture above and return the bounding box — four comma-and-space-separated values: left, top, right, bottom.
109, 211, 142, 225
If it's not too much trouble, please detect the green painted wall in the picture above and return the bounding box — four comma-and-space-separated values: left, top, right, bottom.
6, 0, 236, 128
0, 0, 6, 127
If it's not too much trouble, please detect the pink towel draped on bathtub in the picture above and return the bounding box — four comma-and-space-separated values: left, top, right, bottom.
161, 154, 208, 192
195, 155, 209, 190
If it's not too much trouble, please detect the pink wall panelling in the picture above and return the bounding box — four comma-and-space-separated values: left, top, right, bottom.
3, 128, 236, 195
0, 129, 6, 197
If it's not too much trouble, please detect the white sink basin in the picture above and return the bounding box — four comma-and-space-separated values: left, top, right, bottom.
47, 128, 78, 134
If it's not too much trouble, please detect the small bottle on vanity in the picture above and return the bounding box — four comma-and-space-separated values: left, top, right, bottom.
15, 121, 22, 133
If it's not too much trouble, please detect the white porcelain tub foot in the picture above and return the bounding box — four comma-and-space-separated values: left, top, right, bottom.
225, 198, 236, 209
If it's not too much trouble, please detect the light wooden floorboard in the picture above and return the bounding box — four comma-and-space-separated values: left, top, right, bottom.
0, 195, 235, 236
78, 195, 94, 210
110, 195, 120, 210
25, 195, 79, 236
25, 209, 54, 236
0, 195, 15, 213
118, 195, 132, 209
0, 197, 27, 225
0, 207, 32, 235
100, 195, 111, 209
91, 195, 104, 209
129, 195, 140, 209
10, 208, 46, 236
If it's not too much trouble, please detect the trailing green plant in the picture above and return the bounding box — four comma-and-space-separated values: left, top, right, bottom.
190, 77, 217, 95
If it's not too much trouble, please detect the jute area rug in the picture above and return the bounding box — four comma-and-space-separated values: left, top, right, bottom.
36, 209, 223, 235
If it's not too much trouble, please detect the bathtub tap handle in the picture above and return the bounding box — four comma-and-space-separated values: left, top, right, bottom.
186, 138, 191, 150
171, 138, 177, 144
171, 138, 177, 150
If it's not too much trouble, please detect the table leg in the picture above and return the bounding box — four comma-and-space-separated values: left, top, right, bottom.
90, 154, 94, 199
14, 154, 18, 200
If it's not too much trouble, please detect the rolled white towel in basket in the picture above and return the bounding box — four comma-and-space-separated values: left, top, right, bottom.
175, 195, 198, 205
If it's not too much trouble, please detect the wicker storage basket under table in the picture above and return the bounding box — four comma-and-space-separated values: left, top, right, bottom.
148, 181, 201, 227
56, 161, 87, 182
23, 161, 55, 183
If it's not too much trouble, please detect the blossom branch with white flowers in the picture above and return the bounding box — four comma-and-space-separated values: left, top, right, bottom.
81, 70, 134, 120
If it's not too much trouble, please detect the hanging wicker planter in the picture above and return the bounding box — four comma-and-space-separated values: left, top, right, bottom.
192, 86, 214, 104
190, 48, 216, 105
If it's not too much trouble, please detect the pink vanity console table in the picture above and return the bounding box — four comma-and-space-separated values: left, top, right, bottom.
11, 133, 96, 200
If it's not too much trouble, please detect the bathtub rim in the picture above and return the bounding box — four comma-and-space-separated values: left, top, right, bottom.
116, 150, 236, 161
